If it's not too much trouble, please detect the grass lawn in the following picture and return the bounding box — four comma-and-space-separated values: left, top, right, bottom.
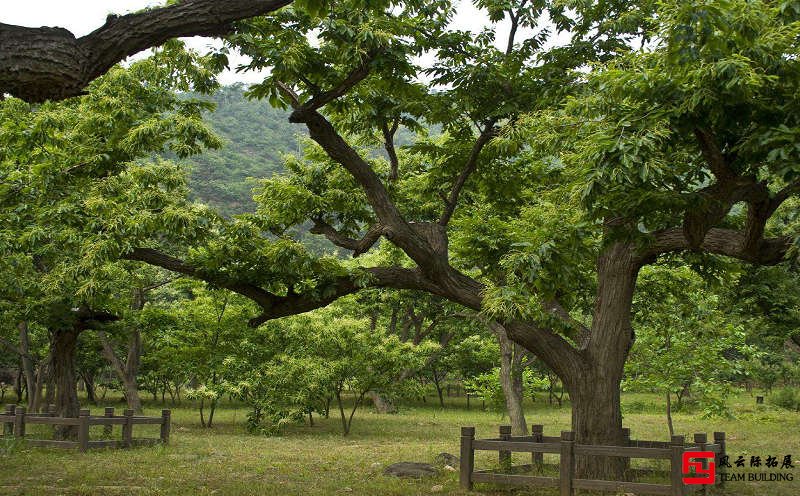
0, 392, 798, 495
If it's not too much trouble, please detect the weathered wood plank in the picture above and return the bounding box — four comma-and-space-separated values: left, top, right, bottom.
24, 417, 81, 426
472, 472, 559, 487
460, 426, 475, 491
559, 431, 575, 496
130, 417, 164, 425
89, 417, 128, 426
574, 444, 672, 459
472, 440, 561, 453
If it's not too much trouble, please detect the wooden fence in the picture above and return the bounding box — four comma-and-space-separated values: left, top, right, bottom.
1, 404, 170, 452
460, 425, 726, 495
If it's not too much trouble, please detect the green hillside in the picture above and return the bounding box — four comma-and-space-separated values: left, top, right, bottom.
183, 84, 302, 216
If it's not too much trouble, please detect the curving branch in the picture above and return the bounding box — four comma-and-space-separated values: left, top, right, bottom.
310, 218, 385, 257
693, 128, 736, 180
123, 247, 450, 327
439, 121, 498, 226
0, 0, 293, 102
301, 52, 377, 111
381, 118, 401, 181
643, 227, 792, 266
123, 247, 277, 308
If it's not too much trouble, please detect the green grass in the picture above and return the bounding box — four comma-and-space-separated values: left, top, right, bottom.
0, 392, 798, 495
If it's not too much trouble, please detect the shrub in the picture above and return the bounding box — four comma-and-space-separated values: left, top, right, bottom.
769, 387, 800, 411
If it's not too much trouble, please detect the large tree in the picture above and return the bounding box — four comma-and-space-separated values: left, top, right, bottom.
12, 0, 800, 479
114, 0, 655, 477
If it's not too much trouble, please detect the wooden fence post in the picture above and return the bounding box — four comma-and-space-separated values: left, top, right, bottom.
122, 409, 133, 448
460, 427, 475, 491
559, 431, 575, 496
714, 432, 726, 488
13, 406, 26, 439
670, 435, 685, 496
694, 433, 709, 495
621, 427, 632, 470
499, 425, 512, 471
48, 404, 57, 416
78, 409, 90, 452
532, 424, 544, 471
160, 409, 171, 444
103, 407, 114, 437
3, 404, 14, 436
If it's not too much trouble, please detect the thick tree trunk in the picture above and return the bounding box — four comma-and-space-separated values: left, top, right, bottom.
0, 0, 293, 102
568, 242, 639, 479
503, 242, 638, 479
568, 371, 627, 478
51, 327, 81, 439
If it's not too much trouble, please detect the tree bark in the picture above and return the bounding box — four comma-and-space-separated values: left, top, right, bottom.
98, 330, 143, 413
497, 329, 528, 436
18, 322, 40, 412
50, 327, 80, 439
0, 0, 293, 102
566, 242, 639, 478
367, 391, 397, 414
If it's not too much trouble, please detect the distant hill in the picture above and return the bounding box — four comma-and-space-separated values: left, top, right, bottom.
183, 84, 303, 216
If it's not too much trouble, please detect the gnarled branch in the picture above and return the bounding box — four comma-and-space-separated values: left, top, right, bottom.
310, 218, 385, 257
1, 0, 293, 102
643, 227, 792, 266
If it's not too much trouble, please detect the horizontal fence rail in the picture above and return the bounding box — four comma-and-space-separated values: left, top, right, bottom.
1, 404, 170, 452
460, 424, 726, 496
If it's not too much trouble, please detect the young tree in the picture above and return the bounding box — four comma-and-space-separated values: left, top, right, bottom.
625, 266, 757, 436
0, 41, 223, 427
225, 303, 433, 435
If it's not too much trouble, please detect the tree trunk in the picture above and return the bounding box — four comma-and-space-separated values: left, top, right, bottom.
14, 366, 23, 402
199, 397, 206, 428
98, 330, 143, 413
367, 391, 397, 414
568, 371, 627, 478
82, 373, 97, 404
666, 392, 674, 438
503, 242, 638, 479
208, 397, 217, 428
431, 368, 445, 408
18, 322, 39, 412
567, 243, 639, 479
494, 323, 528, 436
51, 327, 81, 439
33, 360, 48, 413
335, 390, 349, 435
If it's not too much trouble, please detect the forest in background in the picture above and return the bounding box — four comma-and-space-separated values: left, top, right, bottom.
181, 84, 300, 216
